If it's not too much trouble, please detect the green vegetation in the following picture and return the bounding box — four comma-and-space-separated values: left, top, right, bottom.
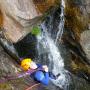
31, 26, 41, 36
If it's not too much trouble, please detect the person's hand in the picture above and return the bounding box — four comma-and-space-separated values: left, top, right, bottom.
42, 65, 48, 72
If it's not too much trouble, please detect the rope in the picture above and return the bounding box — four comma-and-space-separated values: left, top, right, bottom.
25, 83, 40, 90
0, 68, 43, 84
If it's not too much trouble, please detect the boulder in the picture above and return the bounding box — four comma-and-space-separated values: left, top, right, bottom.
0, 0, 58, 43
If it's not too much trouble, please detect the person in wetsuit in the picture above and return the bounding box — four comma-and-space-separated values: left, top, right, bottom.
21, 58, 58, 85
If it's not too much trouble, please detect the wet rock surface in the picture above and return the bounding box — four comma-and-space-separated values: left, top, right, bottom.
80, 30, 90, 60
0, 0, 59, 43
64, 0, 90, 82
0, 45, 40, 90
0, 45, 27, 90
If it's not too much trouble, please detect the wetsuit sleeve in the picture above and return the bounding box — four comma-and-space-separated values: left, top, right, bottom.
36, 64, 43, 70
49, 72, 56, 79
36, 64, 42, 67
40, 72, 49, 85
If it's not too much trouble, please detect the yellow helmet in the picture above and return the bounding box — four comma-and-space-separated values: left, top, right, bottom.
21, 58, 32, 71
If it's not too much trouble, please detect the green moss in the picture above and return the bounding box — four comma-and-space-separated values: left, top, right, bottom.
31, 26, 41, 36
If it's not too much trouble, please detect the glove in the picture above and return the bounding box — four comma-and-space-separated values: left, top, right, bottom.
42, 65, 48, 72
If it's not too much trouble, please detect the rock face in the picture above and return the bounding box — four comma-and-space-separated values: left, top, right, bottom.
0, 45, 48, 90
0, 0, 58, 43
80, 30, 90, 60
0, 45, 24, 90
0, 11, 3, 27
64, 0, 90, 81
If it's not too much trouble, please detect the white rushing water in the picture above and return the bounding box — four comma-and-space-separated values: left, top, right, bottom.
36, 0, 70, 89
37, 23, 69, 89
55, 0, 65, 44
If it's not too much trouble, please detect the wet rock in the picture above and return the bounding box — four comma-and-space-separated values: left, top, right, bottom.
0, 11, 3, 27
0, 0, 59, 43
65, 0, 90, 39
0, 45, 37, 90
14, 33, 38, 59
64, 0, 90, 83
0, 46, 19, 74
0, 45, 20, 90
85, 1, 90, 14
80, 30, 90, 60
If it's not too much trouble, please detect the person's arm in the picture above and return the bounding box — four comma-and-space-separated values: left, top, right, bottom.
49, 72, 60, 80
40, 72, 49, 85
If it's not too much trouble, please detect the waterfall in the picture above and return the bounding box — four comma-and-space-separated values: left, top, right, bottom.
55, 0, 65, 44
37, 23, 70, 89
36, 0, 70, 89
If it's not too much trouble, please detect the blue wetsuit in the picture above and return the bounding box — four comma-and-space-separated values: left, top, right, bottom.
29, 64, 58, 85
30, 64, 50, 85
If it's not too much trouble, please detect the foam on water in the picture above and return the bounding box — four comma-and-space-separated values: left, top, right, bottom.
55, 0, 65, 44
